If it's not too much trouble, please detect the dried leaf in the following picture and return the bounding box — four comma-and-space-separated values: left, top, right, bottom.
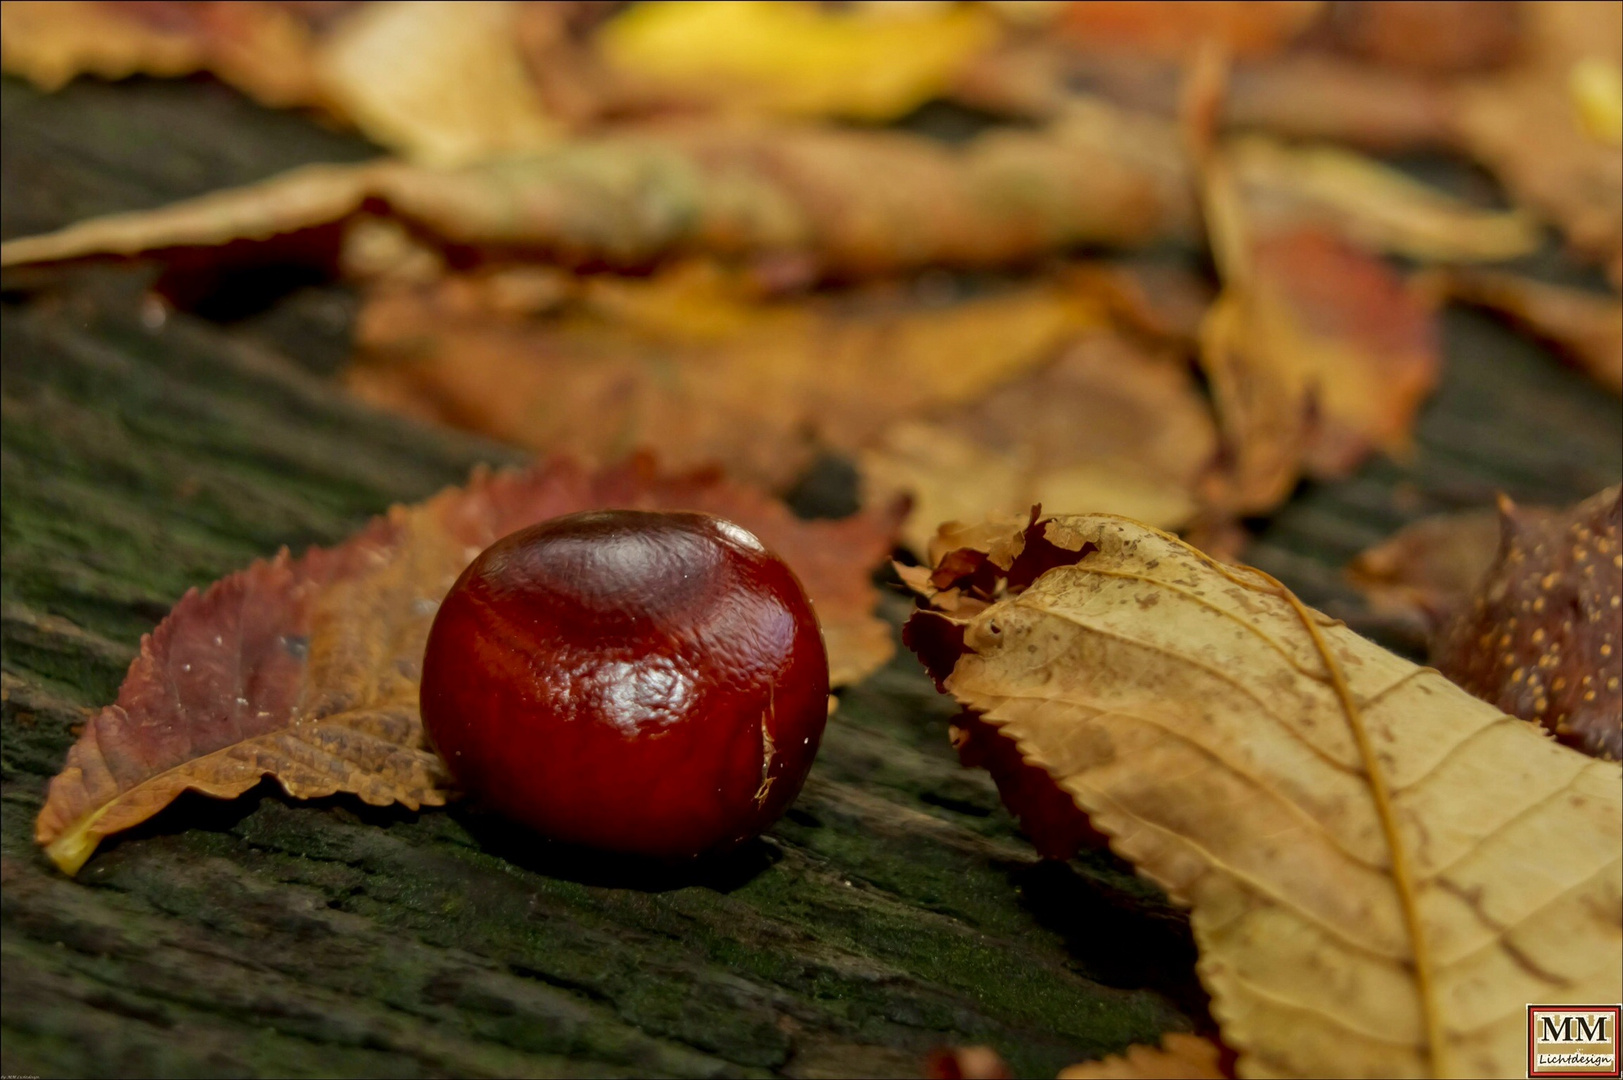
1053, 1, 1324, 60
1058, 1033, 1230, 1079
1431, 487, 1623, 761
860, 328, 1218, 554
906, 513, 1623, 1078
0, 0, 325, 107
949, 713, 1108, 862
315, 0, 562, 165
956, 46, 1456, 153
1346, 507, 1503, 625
597, 0, 998, 122
1433, 269, 1623, 395
1199, 224, 1442, 512
347, 265, 1100, 489
1323, 1, 1522, 75
1450, 3, 1623, 284
1229, 136, 1541, 264
0, 110, 1195, 278
36, 456, 902, 875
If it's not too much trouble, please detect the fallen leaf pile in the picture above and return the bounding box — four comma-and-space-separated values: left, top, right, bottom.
10, 4, 1623, 1073
906, 511, 1622, 1078
3, 1, 1618, 545
35, 456, 902, 876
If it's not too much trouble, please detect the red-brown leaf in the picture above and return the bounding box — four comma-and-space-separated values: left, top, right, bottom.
36, 456, 902, 874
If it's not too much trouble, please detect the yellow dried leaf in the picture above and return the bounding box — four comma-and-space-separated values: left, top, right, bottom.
908, 514, 1623, 1078
0, 0, 321, 108
1, 0, 200, 89
316, 0, 562, 166
598, 0, 997, 121
1230, 136, 1541, 264
1570, 58, 1623, 148
1059, 1033, 1229, 1079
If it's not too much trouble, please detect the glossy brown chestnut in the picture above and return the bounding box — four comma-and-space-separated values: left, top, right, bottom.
420, 509, 830, 858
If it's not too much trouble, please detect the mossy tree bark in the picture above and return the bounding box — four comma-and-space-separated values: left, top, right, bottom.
2, 77, 1619, 1079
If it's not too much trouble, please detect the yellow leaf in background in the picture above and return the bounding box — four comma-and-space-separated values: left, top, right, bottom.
598, 0, 998, 121
1058, 1033, 1228, 1079
317, 1, 561, 166
1230, 136, 1540, 263
1570, 58, 1623, 147
1, 0, 200, 90
909, 514, 1623, 1078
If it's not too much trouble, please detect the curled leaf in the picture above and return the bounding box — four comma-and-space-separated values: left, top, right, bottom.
907, 513, 1622, 1078
0, 111, 1195, 278
37, 457, 902, 875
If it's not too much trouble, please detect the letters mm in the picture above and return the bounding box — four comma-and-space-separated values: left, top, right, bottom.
1528, 1005, 1622, 1078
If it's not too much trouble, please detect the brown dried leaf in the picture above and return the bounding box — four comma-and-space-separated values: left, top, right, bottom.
36, 456, 902, 875
953, 45, 1456, 153
1053, 1, 1324, 61
0, 0, 326, 108
1450, 3, 1623, 284
0, 111, 1196, 278
906, 513, 1623, 1078
347, 264, 1100, 490
1058, 1033, 1230, 1079
1323, 1, 1523, 76
1199, 224, 1442, 512
1432, 487, 1623, 761
949, 713, 1108, 862
859, 328, 1219, 554
1346, 507, 1503, 625
1434, 268, 1623, 394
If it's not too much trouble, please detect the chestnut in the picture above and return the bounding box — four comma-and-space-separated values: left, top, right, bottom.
420, 509, 830, 859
